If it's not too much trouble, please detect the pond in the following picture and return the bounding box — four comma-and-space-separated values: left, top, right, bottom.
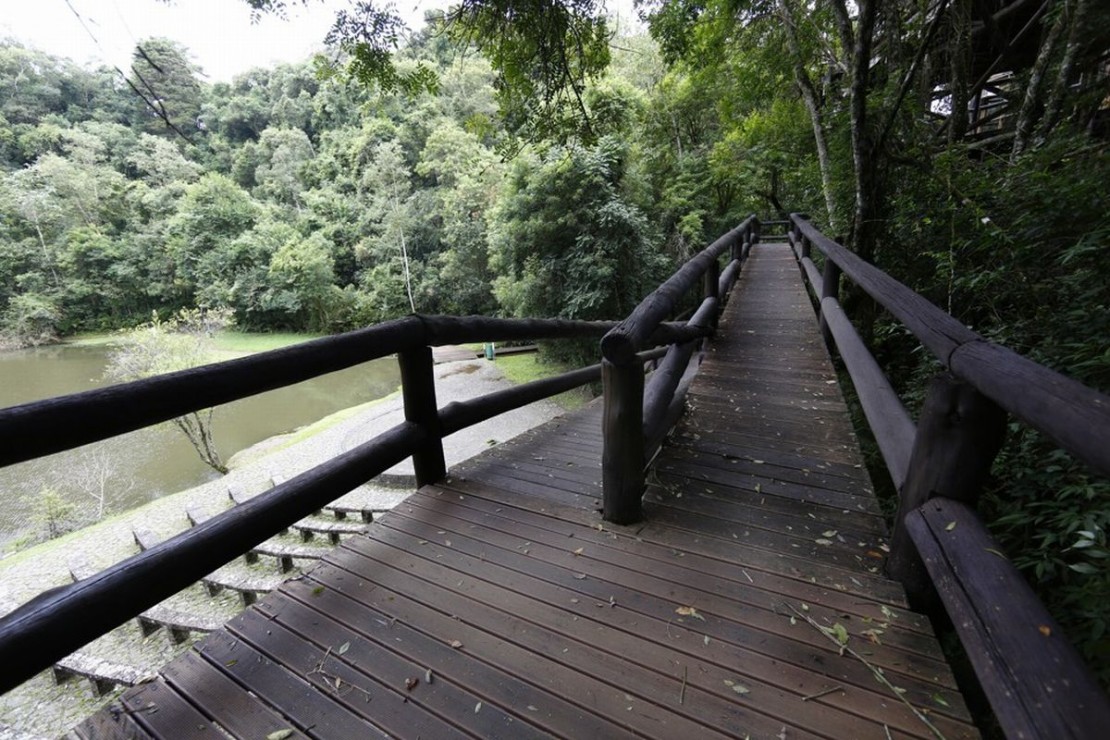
0, 342, 401, 553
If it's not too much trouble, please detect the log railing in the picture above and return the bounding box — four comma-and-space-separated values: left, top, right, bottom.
0, 315, 674, 693
789, 214, 1110, 739
600, 216, 759, 523
0, 214, 757, 693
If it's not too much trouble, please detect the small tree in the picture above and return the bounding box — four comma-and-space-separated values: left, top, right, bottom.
31, 486, 77, 541
106, 308, 233, 474
58, 441, 135, 520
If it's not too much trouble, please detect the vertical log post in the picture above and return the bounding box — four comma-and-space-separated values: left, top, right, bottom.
704, 257, 720, 329
818, 258, 841, 348
886, 373, 1007, 601
602, 359, 645, 524
398, 345, 446, 486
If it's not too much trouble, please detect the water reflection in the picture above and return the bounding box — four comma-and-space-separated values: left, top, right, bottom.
0, 344, 400, 552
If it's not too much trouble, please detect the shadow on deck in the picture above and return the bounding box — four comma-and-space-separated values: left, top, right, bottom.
76, 244, 976, 739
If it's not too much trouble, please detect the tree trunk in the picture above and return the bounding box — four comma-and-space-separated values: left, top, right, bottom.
949, 0, 973, 143
777, 0, 839, 231
1038, 0, 1089, 139
844, 0, 879, 263
1011, 5, 1067, 161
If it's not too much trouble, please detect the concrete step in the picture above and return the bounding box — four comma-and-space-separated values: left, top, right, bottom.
136, 604, 224, 644
53, 653, 147, 697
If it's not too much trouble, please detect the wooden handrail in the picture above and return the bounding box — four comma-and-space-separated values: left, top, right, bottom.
907, 498, 1110, 738
788, 215, 1110, 738
601, 216, 759, 523
600, 216, 755, 364
790, 214, 1110, 477
0, 421, 425, 694
0, 311, 674, 692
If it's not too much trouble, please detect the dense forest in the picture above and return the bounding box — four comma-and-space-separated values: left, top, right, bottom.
1, 0, 1107, 684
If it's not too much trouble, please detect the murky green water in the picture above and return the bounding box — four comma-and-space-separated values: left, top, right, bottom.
0, 343, 400, 552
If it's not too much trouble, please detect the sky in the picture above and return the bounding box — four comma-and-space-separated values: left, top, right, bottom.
0, 0, 451, 82
1, 1, 641, 83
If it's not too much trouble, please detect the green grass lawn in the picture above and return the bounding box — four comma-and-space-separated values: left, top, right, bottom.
495, 352, 595, 410
211, 331, 323, 354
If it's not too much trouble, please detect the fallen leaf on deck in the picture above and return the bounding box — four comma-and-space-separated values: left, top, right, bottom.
337, 642, 350, 655
1038, 625, 1052, 637
945, 521, 957, 531
815, 538, 833, 546
829, 623, 850, 645
573, 547, 584, 556
822, 530, 838, 538
405, 677, 418, 691
267, 731, 294, 740
676, 606, 705, 621
723, 679, 750, 695
449, 640, 464, 649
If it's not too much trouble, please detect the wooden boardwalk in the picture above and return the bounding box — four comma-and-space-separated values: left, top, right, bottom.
77, 243, 977, 739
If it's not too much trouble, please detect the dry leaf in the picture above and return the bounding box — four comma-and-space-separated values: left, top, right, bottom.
1038, 625, 1052, 637
723, 679, 750, 695
449, 639, 463, 649
822, 530, 837, 538
945, 521, 957, 531
676, 606, 705, 621
267, 731, 294, 740
337, 641, 350, 655
573, 547, 584, 556
815, 538, 833, 546
404, 677, 418, 691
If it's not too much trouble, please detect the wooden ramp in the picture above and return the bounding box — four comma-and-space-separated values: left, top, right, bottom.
76, 244, 978, 739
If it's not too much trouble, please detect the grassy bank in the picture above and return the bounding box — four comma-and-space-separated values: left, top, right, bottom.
67, 330, 320, 357
494, 353, 594, 410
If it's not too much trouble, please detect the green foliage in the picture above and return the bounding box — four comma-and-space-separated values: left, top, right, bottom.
0, 292, 60, 347
29, 487, 78, 541
490, 137, 665, 362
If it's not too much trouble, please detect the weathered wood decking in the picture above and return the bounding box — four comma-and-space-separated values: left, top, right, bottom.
76, 243, 977, 739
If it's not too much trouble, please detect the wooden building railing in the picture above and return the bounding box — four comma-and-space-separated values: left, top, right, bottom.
0, 218, 756, 694
788, 214, 1110, 740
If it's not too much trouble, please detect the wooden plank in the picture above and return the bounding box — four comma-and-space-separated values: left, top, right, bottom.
402, 490, 952, 670
348, 514, 974, 737
71, 700, 150, 739
325, 542, 838, 738
255, 590, 609, 739
118, 678, 216, 739
420, 484, 936, 637
196, 628, 417, 739
0, 420, 424, 694
162, 651, 307, 739
907, 498, 1110, 740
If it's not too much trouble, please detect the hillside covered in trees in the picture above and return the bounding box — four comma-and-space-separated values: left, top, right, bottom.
1, 0, 1108, 685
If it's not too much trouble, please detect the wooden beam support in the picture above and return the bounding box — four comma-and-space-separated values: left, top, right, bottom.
818, 257, 841, 349
886, 373, 1006, 599
602, 359, 645, 525
398, 345, 446, 487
